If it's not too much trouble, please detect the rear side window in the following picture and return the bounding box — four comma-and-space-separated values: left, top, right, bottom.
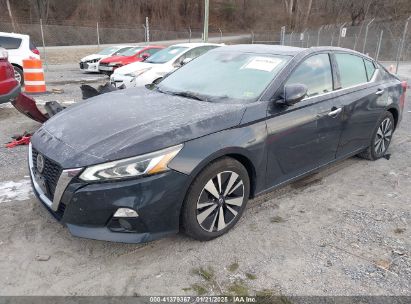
364, 59, 376, 80
335, 53, 367, 88
0, 36, 22, 49
286, 53, 333, 98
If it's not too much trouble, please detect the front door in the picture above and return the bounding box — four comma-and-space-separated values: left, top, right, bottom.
265, 53, 344, 188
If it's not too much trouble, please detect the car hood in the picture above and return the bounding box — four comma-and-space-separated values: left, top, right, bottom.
31, 88, 246, 168
100, 55, 133, 63
80, 54, 104, 62
113, 61, 158, 75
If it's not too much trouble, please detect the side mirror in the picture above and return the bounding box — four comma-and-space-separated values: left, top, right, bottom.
277, 84, 308, 106
141, 53, 150, 60
181, 58, 193, 65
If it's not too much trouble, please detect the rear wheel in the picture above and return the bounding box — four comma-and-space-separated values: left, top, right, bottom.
358, 111, 394, 160
13, 66, 24, 85
182, 157, 250, 241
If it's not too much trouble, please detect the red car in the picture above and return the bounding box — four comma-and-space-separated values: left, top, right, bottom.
0, 48, 20, 104
98, 45, 164, 75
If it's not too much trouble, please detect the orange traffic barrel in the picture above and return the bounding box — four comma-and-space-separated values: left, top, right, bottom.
23, 59, 46, 94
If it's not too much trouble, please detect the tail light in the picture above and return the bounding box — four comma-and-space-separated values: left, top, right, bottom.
31, 48, 40, 56
0, 49, 8, 60
400, 81, 407, 109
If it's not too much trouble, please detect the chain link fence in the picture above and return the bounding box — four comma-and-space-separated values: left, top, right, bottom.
252, 17, 411, 73
1, 17, 410, 72
0, 20, 224, 46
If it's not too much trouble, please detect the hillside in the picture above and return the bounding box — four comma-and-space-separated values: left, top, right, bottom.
2, 0, 411, 32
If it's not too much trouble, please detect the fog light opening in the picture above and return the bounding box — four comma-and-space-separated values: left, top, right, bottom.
113, 208, 138, 218
118, 218, 133, 231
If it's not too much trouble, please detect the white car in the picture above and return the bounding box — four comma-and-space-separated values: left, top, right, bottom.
110, 43, 221, 88
79, 45, 133, 73
0, 32, 40, 84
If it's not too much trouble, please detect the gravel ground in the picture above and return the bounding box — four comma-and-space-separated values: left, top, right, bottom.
0, 66, 410, 297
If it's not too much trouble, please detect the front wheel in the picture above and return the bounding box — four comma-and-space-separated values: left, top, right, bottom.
13, 66, 24, 85
182, 157, 250, 241
358, 111, 395, 160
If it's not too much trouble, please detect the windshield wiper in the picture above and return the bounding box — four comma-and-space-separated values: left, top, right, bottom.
151, 86, 226, 102
168, 91, 206, 101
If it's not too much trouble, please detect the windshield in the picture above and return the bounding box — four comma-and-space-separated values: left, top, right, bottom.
97, 46, 123, 55
145, 46, 188, 64
118, 46, 144, 56
158, 51, 290, 102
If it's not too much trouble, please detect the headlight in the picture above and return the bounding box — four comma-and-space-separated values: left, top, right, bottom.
79, 144, 183, 181
86, 58, 100, 63
108, 62, 122, 66
124, 68, 151, 78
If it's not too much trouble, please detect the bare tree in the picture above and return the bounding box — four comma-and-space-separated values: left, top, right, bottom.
6, 0, 17, 31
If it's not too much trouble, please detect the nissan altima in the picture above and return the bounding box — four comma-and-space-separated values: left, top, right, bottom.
29, 45, 407, 243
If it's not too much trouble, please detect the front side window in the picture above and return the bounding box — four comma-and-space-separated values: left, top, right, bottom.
158, 51, 290, 102
285, 53, 333, 98
145, 46, 188, 64
335, 53, 367, 88
118, 47, 143, 56
0, 36, 22, 49
175, 46, 217, 65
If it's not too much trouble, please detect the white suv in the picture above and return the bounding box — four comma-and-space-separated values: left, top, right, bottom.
0, 32, 40, 84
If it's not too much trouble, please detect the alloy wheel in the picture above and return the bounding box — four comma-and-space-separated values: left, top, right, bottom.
374, 117, 393, 155
196, 171, 245, 232
14, 68, 22, 83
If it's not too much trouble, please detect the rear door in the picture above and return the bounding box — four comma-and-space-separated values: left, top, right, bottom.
265, 52, 345, 187
333, 53, 389, 158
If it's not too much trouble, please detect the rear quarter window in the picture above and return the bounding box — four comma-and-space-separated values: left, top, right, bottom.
335, 53, 367, 88
0, 36, 22, 49
364, 59, 376, 81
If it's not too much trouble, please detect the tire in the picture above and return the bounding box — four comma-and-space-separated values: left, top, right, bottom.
182, 157, 250, 241
358, 111, 395, 160
13, 66, 24, 85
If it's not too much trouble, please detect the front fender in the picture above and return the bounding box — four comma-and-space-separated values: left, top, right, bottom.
168, 120, 268, 195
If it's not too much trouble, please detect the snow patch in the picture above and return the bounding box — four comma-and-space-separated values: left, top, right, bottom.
0, 179, 33, 203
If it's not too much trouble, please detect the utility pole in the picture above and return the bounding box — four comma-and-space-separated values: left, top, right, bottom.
203, 0, 209, 42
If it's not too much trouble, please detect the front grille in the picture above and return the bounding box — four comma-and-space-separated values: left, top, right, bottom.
32, 148, 63, 200
54, 202, 66, 220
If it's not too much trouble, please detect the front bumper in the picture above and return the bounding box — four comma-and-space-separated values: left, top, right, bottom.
0, 83, 21, 104
79, 61, 99, 72
29, 144, 190, 243
110, 74, 135, 88
99, 65, 115, 72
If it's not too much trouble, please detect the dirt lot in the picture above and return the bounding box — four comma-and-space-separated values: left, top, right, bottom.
0, 66, 410, 297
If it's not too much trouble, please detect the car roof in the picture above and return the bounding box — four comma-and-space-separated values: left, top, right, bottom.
211, 44, 374, 60
212, 44, 305, 55
171, 42, 222, 48
112, 45, 134, 48
0, 32, 29, 39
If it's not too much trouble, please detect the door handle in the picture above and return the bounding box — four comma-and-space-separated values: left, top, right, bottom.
328, 107, 342, 117
375, 88, 385, 95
